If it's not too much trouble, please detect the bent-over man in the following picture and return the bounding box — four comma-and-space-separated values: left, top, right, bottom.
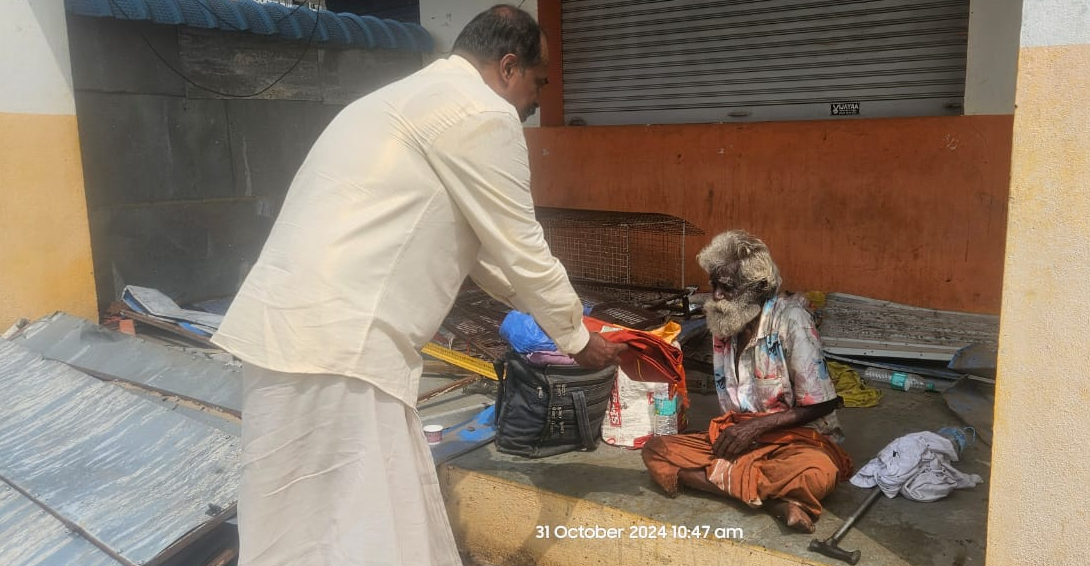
642, 230, 851, 533
213, 5, 626, 566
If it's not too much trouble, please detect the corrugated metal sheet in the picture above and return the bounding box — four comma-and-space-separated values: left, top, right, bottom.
819, 293, 999, 360
11, 312, 241, 415
0, 340, 240, 566
0, 483, 122, 566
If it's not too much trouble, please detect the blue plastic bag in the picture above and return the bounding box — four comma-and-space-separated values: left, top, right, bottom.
499, 311, 558, 353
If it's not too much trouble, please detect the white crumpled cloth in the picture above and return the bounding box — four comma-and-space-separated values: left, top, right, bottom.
850, 431, 983, 502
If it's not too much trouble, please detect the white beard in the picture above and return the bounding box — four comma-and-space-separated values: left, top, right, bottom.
703, 296, 761, 339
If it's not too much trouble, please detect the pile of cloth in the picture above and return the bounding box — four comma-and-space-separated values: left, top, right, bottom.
850, 431, 983, 502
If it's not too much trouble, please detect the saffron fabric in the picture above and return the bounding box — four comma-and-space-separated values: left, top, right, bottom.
642, 412, 852, 517
584, 316, 688, 408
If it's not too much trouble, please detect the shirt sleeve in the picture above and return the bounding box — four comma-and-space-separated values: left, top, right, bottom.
427, 110, 590, 355
468, 249, 532, 312
782, 304, 838, 406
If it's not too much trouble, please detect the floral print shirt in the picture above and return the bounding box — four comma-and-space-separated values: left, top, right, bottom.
712, 294, 841, 437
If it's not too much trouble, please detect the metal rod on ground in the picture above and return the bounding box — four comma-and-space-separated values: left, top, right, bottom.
809, 488, 883, 565
204, 548, 238, 566
417, 375, 482, 404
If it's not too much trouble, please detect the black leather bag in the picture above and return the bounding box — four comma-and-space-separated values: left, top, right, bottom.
494, 352, 617, 458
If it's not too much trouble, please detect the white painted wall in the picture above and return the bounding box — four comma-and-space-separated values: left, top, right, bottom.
1020, 0, 1090, 47
964, 0, 1022, 115
0, 0, 76, 114
419, 0, 541, 126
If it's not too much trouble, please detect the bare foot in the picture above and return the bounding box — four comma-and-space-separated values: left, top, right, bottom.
766, 499, 815, 533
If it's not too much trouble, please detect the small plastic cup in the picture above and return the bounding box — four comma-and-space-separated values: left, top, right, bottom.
423, 424, 444, 445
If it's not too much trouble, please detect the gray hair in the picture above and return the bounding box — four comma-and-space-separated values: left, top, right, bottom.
697, 230, 782, 299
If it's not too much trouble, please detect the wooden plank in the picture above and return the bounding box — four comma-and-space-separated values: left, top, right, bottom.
417, 375, 483, 405
121, 308, 214, 346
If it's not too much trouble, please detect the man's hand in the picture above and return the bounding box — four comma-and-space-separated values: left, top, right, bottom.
711, 398, 840, 460
712, 417, 771, 460
571, 332, 628, 369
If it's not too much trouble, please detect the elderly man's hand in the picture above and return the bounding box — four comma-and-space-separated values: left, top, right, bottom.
712, 418, 770, 460
571, 332, 628, 369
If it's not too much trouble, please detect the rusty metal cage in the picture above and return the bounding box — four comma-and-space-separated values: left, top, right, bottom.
535, 207, 703, 288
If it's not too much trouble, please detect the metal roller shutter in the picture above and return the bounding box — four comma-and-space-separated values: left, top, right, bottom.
561, 0, 970, 125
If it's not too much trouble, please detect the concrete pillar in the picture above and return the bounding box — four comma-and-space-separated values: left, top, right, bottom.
989, 1, 1090, 564
0, 0, 97, 325
964, 0, 1022, 115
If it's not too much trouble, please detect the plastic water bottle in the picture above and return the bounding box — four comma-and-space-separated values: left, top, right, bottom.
653, 389, 678, 436
863, 367, 937, 393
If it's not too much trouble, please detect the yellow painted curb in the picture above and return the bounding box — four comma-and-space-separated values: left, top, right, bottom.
440, 464, 829, 566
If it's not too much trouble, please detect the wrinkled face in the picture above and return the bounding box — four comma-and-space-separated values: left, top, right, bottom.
504, 37, 550, 122
703, 261, 764, 338
709, 262, 751, 302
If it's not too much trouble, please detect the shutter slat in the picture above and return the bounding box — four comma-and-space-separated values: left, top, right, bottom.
561, 0, 969, 124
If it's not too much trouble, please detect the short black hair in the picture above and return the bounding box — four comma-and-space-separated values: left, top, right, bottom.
452, 4, 544, 68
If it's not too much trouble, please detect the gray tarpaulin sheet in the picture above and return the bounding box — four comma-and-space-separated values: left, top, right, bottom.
0, 340, 240, 565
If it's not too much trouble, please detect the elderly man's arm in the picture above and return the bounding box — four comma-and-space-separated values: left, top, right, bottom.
711, 398, 839, 459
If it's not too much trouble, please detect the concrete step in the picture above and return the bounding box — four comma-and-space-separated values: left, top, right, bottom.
438, 390, 988, 566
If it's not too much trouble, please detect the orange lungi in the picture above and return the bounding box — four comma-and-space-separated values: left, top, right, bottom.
641, 412, 853, 518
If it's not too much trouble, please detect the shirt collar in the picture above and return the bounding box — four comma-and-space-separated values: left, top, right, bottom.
754, 296, 782, 340
447, 54, 483, 80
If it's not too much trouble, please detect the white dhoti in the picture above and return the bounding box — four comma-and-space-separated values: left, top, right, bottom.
239, 363, 462, 566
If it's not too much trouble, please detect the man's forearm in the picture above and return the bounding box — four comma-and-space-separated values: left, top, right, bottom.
750, 397, 839, 432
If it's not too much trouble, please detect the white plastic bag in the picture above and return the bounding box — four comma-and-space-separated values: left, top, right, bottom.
601, 367, 670, 448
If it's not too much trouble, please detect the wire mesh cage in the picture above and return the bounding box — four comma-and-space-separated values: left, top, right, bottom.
536, 207, 704, 288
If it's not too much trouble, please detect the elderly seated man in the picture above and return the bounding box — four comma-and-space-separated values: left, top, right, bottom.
642, 230, 851, 533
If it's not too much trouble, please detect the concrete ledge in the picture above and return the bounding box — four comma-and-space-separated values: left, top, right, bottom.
436, 388, 986, 566
441, 465, 826, 566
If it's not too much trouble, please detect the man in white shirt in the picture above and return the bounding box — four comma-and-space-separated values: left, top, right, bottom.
212, 5, 627, 566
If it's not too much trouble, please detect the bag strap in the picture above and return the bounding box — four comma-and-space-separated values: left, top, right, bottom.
493, 357, 508, 422
571, 390, 596, 451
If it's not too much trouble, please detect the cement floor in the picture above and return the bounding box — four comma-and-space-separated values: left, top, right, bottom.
442, 371, 990, 566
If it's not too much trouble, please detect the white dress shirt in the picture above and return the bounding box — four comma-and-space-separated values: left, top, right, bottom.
212, 55, 589, 407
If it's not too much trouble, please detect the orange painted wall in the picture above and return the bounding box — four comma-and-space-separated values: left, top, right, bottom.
526, 115, 1012, 314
